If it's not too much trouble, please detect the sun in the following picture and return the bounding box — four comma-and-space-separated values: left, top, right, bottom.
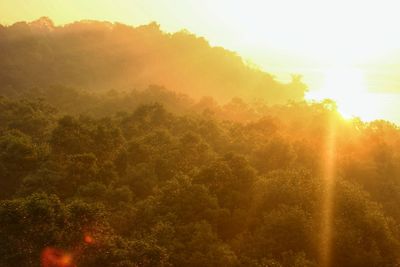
307, 67, 383, 121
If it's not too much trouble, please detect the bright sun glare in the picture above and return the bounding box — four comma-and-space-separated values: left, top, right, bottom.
307, 68, 385, 121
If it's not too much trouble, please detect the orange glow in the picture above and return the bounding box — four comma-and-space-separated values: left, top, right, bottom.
1, 0, 400, 122
319, 115, 337, 267
41, 247, 75, 267
84, 234, 94, 245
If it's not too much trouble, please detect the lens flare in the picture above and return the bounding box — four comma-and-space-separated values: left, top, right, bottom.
84, 234, 94, 245
41, 247, 75, 267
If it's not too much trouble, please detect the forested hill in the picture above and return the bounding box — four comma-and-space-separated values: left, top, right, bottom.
2, 17, 400, 267
1, 84, 400, 267
0, 17, 306, 103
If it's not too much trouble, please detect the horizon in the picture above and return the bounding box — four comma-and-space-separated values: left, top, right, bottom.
2, 14, 400, 124
2, 3, 400, 267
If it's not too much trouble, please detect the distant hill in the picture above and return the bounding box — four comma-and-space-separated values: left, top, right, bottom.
0, 17, 306, 103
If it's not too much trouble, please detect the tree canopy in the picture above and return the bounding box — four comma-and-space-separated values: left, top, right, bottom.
1, 18, 400, 267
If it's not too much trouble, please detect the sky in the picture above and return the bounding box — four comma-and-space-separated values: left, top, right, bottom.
1, 0, 400, 122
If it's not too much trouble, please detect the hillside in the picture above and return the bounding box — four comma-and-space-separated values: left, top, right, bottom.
0, 17, 306, 103
2, 17, 400, 267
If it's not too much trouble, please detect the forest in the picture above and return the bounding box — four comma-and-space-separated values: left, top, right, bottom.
1, 18, 400, 267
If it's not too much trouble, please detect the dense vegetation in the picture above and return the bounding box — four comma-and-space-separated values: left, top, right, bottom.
0, 17, 306, 103
1, 18, 400, 267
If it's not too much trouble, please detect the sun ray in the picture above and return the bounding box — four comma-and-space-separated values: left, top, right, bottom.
319, 113, 337, 267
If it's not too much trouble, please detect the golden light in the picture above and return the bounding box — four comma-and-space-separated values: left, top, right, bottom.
319, 114, 337, 267
1, 1, 400, 124
306, 68, 386, 121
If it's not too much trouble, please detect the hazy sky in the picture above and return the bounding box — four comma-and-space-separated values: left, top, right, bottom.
2, 0, 400, 66
1, 0, 400, 121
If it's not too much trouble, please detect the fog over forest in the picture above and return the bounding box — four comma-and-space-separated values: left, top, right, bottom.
1, 18, 400, 267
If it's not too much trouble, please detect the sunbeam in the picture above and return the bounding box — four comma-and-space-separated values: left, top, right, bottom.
319, 114, 338, 267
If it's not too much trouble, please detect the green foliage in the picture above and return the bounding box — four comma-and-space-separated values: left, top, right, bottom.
0, 96, 56, 139
1, 90, 400, 266
0, 193, 107, 266
0, 130, 40, 197
0, 44, 400, 265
